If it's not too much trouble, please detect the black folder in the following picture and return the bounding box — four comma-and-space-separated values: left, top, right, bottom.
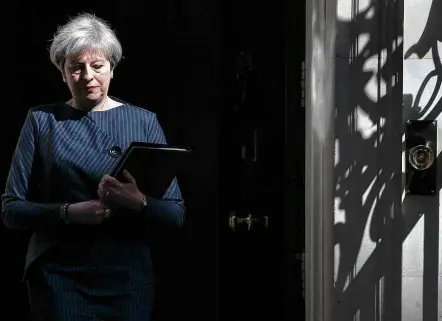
110, 142, 192, 199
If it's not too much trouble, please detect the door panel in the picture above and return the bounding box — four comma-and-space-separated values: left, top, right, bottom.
217, 1, 303, 320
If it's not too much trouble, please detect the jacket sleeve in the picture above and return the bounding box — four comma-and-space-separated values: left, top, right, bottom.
1, 110, 64, 230
136, 113, 185, 229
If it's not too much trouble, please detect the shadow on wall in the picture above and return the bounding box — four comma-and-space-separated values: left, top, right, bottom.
334, 0, 441, 320
403, 0, 441, 121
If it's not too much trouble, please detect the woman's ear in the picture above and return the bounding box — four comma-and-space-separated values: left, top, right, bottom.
61, 71, 66, 83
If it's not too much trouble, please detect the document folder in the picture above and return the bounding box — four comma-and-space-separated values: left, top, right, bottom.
110, 142, 192, 199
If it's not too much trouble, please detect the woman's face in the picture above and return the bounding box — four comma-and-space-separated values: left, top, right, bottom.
63, 50, 113, 106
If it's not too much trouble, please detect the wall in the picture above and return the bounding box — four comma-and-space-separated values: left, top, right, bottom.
334, 0, 441, 320
402, 1, 441, 319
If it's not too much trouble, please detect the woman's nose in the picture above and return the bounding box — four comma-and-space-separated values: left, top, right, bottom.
82, 66, 94, 80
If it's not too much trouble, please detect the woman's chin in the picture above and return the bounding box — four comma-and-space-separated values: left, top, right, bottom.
88, 92, 101, 98
84, 94, 104, 103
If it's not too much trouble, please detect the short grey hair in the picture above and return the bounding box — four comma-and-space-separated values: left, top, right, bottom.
49, 13, 123, 71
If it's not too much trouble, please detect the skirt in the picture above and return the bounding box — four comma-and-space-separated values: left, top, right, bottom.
26, 234, 154, 321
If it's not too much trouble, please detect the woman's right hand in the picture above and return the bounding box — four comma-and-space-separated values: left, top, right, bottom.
65, 199, 109, 225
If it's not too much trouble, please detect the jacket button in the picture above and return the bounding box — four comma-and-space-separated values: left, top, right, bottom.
109, 146, 122, 158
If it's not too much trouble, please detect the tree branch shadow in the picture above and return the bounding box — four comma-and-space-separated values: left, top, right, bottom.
334, 0, 441, 320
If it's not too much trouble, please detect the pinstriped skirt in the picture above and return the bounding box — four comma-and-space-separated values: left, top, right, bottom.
26, 234, 154, 321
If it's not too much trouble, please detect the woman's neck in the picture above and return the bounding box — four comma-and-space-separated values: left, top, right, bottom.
68, 96, 109, 112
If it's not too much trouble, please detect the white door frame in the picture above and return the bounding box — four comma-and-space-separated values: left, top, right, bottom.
305, 0, 336, 320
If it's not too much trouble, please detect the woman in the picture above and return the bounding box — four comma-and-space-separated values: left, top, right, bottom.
1, 13, 185, 321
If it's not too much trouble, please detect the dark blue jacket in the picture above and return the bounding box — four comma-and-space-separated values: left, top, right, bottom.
1, 103, 185, 282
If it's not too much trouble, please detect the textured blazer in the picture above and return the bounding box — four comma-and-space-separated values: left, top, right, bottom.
1, 102, 185, 282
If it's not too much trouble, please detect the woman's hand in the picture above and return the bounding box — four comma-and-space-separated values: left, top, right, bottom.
66, 199, 110, 225
98, 170, 145, 210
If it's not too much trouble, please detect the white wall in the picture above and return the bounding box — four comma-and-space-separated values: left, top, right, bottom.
334, 0, 441, 320
402, 1, 441, 320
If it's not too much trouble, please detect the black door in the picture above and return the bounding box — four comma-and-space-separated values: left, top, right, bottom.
217, 3, 286, 321
217, 1, 305, 320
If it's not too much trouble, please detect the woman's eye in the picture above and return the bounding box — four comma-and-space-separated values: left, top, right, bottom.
70, 66, 82, 72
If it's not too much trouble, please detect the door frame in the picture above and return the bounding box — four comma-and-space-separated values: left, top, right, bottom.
304, 0, 336, 321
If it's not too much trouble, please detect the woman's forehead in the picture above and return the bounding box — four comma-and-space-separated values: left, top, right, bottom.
67, 49, 109, 63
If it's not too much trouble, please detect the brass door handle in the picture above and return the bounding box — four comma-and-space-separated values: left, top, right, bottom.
228, 211, 269, 231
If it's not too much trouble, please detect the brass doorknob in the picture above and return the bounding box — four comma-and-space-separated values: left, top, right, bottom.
408, 144, 435, 171
228, 211, 269, 231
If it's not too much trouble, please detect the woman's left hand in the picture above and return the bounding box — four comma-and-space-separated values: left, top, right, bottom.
98, 169, 145, 210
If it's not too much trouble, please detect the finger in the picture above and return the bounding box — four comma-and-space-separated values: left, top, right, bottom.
95, 208, 106, 216
80, 209, 105, 225
107, 187, 120, 197
97, 196, 107, 206
95, 208, 110, 220
97, 187, 111, 200
97, 188, 105, 198
102, 174, 112, 181
98, 180, 107, 190
101, 174, 118, 187
105, 177, 124, 188
99, 175, 109, 185
100, 177, 113, 189
122, 169, 136, 184
100, 191, 117, 207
